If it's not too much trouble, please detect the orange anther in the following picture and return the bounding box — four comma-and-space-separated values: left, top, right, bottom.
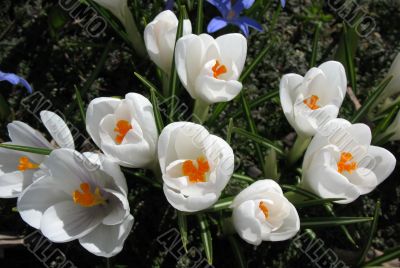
114, 120, 132, 144
212, 60, 227, 79
72, 183, 105, 207
17, 157, 39, 171
182, 157, 210, 183
337, 152, 357, 174
303, 95, 320, 110
259, 201, 269, 219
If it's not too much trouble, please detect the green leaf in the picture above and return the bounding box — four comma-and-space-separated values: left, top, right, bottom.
232, 173, 255, 184
232, 127, 284, 155
134, 72, 165, 101
226, 118, 234, 145
351, 75, 393, 123
363, 245, 400, 267
177, 211, 188, 252
301, 217, 373, 228
134, 72, 165, 134
343, 24, 357, 94
0, 144, 52, 155
120, 167, 162, 188
372, 104, 399, 142
205, 196, 234, 212
206, 102, 228, 126
195, 0, 204, 34
197, 214, 213, 265
168, 5, 185, 121
228, 236, 246, 268
293, 198, 344, 208
357, 200, 381, 266
309, 22, 321, 67
74, 86, 86, 126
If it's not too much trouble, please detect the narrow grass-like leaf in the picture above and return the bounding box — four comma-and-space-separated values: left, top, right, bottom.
205, 196, 234, 212
343, 24, 357, 94
232, 127, 284, 155
294, 198, 344, 208
74, 86, 86, 126
207, 102, 228, 126
231, 90, 279, 119
134, 72, 165, 101
0, 144, 52, 155
228, 236, 246, 268
121, 167, 162, 188
197, 214, 213, 265
301, 217, 373, 228
309, 22, 321, 67
232, 173, 255, 184
226, 118, 234, 144
351, 75, 393, 123
195, 0, 204, 34
373, 104, 399, 142
177, 211, 188, 252
363, 245, 400, 267
168, 5, 185, 122
357, 201, 381, 266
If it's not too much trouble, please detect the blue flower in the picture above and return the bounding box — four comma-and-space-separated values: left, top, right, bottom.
206, 0, 263, 37
0, 70, 32, 93
281, 0, 286, 7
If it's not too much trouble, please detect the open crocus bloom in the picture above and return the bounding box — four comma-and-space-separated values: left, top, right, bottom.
144, 10, 192, 74
301, 119, 396, 204
0, 111, 74, 198
86, 93, 158, 168
280, 61, 347, 137
158, 122, 234, 212
230, 180, 300, 245
17, 149, 133, 257
175, 33, 247, 104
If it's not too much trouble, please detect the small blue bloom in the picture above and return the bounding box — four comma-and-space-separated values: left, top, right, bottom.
0, 70, 32, 93
281, 0, 286, 7
206, 0, 263, 37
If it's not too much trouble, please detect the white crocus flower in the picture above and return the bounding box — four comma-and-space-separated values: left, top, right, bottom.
158, 122, 234, 212
280, 61, 347, 137
301, 119, 396, 204
86, 93, 158, 168
0, 111, 74, 198
175, 33, 247, 104
17, 149, 133, 257
144, 10, 192, 74
230, 180, 300, 245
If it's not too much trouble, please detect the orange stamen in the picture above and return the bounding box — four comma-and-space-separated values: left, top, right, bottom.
303, 95, 320, 110
337, 152, 357, 174
114, 120, 132, 144
17, 157, 39, 171
212, 60, 227, 79
182, 157, 210, 183
72, 183, 105, 207
259, 201, 269, 219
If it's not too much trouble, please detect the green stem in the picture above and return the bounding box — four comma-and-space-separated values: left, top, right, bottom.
124, 11, 147, 58
287, 134, 311, 165
193, 99, 210, 123
162, 72, 170, 97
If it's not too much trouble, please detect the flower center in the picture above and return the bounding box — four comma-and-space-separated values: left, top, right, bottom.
227, 10, 236, 19
212, 60, 227, 79
17, 156, 39, 171
72, 182, 106, 207
114, 120, 132, 144
303, 95, 320, 110
259, 201, 269, 219
182, 157, 210, 183
337, 152, 357, 174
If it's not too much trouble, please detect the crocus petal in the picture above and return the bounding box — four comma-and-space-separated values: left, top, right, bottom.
0, 71, 32, 93
40, 200, 105, 242
79, 215, 134, 258
317, 61, 347, 100
207, 17, 229, 33
0, 172, 26, 198
367, 146, 396, 185
196, 76, 243, 103
17, 175, 70, 229
8, 121, 52, 149
232, 200, 263, 245
102, 188, 130, 225
216, 33, 247, 74
40, 111, 74, 149
236, 17, 263, 32
206, 0, 231, 17
86, 97, 121, 148
264, 203, 299, 241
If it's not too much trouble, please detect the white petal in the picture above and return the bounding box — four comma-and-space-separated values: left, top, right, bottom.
40, 111, 74, 149
102, 188, 130, 225
215, 33, 247, 74
175, 34, 199, 94
232, 200, 262, 245
17, 175, 69, 228
280, 73, 304, 129
367, 146, 396, 185
195, 76, 242, 104
264, 202, 300, 241
40, 200, 105, 242
86, 97, 121, 148
163, 184, 219, 212
8, 121, 52, 149
79, 214, 134, 257
317, 61, 347, 98
0, 172, 26, 198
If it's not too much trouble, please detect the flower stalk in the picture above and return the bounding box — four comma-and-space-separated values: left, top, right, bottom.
287, 134, 311, 166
